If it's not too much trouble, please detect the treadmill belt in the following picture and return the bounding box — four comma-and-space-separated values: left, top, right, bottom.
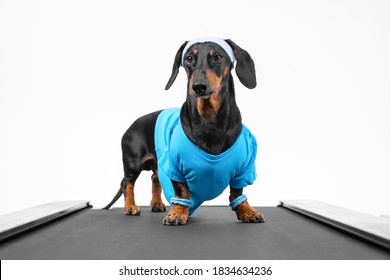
0, 206, 389, 260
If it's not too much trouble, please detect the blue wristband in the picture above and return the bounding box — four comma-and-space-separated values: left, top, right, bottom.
229, 194, 247, 210
170, 197, 192, 208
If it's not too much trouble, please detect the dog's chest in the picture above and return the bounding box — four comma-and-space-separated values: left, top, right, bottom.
155, 108, 257, 204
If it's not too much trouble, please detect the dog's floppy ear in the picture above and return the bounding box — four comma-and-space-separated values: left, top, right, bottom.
225, 39, 257, 89
165, 41, 188, 90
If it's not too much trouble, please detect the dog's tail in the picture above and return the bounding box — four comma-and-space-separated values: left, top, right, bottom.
102, 178, 131, 209
102, 188, 123, 210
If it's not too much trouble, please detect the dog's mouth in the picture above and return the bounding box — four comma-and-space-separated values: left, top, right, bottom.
198, 92, 214, 99
190, 89, 215, 99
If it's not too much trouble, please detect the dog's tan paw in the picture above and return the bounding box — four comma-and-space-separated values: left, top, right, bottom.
235, 201, 265, 223
162, 205, 188, 226
150, 201, 166, 212
124, 205, 141, 215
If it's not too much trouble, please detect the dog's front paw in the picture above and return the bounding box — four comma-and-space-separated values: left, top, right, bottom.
234, 201, 265, 223
162, 204, 189, 226
124, 205, 141, 215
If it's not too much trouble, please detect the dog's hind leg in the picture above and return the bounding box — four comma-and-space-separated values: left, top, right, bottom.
119, 110, 162, 216
122, 177, 141, 215
150, 173, 166, 212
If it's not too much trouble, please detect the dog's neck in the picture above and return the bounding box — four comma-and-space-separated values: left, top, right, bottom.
180, 76, 242, 155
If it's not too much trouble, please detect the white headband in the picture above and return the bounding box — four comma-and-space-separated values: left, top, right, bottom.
181, 37, 236, 67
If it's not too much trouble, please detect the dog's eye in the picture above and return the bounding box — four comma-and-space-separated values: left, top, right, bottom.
185, 56, 193, 64
213, 54, 223, 62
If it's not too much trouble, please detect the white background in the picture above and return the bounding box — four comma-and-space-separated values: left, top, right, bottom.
0, 0, 389, 216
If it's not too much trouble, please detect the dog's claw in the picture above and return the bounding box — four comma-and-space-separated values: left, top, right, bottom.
150, 200, 167, 212
124, 206, 141, 216
249, 212, 265, 223
163, 216, 188, 226
242, 211, 265, 223
162, 204, 189, 226
151, 205, 166, 212
235, 202, 265, 223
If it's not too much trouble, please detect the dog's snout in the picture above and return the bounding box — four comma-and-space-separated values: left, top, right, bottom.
192, 83, 208, 95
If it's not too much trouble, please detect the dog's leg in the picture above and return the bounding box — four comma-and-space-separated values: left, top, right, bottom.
162, 181, 190, 225
150, 174, 166, 212
123, 180, 141, 215
229, 187, 265, 223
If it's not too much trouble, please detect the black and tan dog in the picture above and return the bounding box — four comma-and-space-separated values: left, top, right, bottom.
103, 38, 265, 225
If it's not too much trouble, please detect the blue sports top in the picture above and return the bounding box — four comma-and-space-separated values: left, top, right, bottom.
155, 108, 257, 215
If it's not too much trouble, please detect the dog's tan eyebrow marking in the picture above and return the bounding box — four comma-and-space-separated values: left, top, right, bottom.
223, 66, 229, 78
191, 49, 198, 55
210, 49, 215, 56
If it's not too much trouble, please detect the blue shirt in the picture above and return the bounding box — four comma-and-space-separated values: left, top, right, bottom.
155, 108, 257, 215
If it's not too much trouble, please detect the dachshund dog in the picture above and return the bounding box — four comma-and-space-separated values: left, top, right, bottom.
103, 38, 265, 225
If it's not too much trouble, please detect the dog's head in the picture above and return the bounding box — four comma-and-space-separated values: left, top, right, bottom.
165, 38, 256, 119
165, 38, 257, 94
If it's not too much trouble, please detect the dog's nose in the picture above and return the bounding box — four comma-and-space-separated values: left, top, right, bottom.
192, 83, 208, 95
